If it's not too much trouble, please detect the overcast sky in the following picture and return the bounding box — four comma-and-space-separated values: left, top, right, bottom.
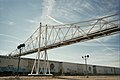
0, 0, 119, 67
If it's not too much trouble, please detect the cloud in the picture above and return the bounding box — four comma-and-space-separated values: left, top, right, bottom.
0, 33, 22, 41
25, 19, 38, 23
0, 21, 16, 26
39, 0, 56, 24
42, 0, 55, 16
4, 40, 19, 45
95, 39, 116, 52
7, 21, 15, 25
88, 49, 119, 67
28, 3, 37, 8
47, 15, 64, 24
28, 2, 42, 10
26, 0, 57, 25
0, 50, 10, 55
101, 34, 119, 42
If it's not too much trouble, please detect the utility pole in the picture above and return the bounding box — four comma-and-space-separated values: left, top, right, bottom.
82, 55, 89, 78
17, 43, 25, 76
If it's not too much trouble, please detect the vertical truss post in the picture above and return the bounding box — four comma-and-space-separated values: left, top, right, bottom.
28, 23, 52, 76
36, 22, 42, 74
28, 22, 41, 75
44, 24, 48, 74
43, 24, 51, 75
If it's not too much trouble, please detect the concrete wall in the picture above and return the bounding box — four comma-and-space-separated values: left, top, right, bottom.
95, 66, 115, 75
77, 64, 84, 74
87, 65, 93, 74
62, 62, 78, 74
114, 68, 120, 74
0, 56, 28, 72
0, 56, 120, 75
49, 61, 61, 73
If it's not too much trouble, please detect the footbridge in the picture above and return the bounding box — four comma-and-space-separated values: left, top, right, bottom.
9, 14, 120, 57
8, 13, 120, 75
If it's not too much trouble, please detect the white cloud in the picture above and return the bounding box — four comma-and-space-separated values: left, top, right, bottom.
0, 21, 16, 26
25, 19, 38, 23
4, 40, 19, 45
26, 0, 57, 25
39, 0, 56, 24
95, 39, 115, 52
0, 33, 22, 41
28, 3, 37, 8
42, 0, 55, 16
88, 50, 119, 67
8, 21, 15, 25
0, 50, 10, 55
47, 15, 64, 24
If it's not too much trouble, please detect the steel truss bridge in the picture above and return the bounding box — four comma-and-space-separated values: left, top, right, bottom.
9, 13, 120, 75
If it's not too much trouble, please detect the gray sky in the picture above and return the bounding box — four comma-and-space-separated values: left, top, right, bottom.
0, 0, 119, 67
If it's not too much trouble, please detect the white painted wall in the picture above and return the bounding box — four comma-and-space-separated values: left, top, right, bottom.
62, 62, 78, 74
0, 56, 119, 75
49, 61, 60, 73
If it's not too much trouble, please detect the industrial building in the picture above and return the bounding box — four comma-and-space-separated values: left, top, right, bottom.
0, 55, 119, 76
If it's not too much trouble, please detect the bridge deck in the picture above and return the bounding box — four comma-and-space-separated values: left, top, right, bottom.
13, 26, 120, 57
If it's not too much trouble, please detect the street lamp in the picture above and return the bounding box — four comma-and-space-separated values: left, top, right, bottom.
82, 55, 89, 78
17, 43, 25, 76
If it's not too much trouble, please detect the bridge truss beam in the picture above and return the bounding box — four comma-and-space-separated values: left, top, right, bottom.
8, 13, 120, 75
9, 13, 120, 57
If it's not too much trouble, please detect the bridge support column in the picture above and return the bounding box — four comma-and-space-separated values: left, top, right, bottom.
28, 50, 52, 76
28, 23, 52, 76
